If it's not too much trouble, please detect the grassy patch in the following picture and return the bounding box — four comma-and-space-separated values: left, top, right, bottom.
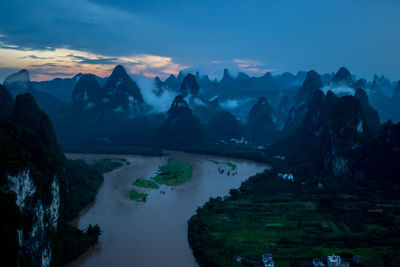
129, 189, 148, 201
226, 162, 237, 170
133, 178, 159, 189
152, 160, 191, 186
208, 159, 220, 165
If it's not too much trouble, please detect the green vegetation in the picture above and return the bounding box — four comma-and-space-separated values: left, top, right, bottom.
188, 169, 400, 266
208, 159, 220, 165
129, 189, 148, 201
133, 178, 159, 189
226, 162, 237, 170
52, 224, 102, 265
87, 158, 127, 174
152, 160, 192, 186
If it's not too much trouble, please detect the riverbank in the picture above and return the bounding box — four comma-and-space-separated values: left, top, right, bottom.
65, 151, 269, 267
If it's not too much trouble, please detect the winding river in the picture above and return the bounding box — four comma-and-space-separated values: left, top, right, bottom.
66, 151, 268, 267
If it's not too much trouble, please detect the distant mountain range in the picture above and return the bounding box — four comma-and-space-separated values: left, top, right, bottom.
1, 65, 399, 151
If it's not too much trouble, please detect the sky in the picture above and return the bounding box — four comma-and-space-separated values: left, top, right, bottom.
0, 0, 399, 81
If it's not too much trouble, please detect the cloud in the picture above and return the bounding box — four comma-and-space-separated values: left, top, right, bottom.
135, 75, 177, 113
322, 84, 355, 96
121, 54, 188, 78
233, 58, 275, 75
67, 54, 118, 65
0, 40, 187, 81
219, 97, 255, 122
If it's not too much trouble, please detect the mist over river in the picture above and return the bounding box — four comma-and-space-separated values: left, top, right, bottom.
66, 151, 269, 267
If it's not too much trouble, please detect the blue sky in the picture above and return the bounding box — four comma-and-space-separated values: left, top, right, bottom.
0, 0, 399, 81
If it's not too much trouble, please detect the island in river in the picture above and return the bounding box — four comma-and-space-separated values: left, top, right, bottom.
65, 151, 269, 267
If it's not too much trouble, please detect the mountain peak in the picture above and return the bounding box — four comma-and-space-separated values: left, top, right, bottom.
332, 67, 352, 83
72, 74, 103, 103
236, 72, 249, 81
4, 69, 30, 84
263, 72, 273, 79
296, 70, 323, 104
246, 96, 277, 142
180, 73, 200, 95
167, 95, 192, 120
104, 64, 144, 104
112, 64, 127, 75
221, 68, 234, 84
177, 71, 186, 81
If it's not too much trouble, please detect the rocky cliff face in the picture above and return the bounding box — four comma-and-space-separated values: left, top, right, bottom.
103, 65, 146, 114
0, 84, 14, 119
0, 87, 102, 266
72, 74, 104, 105
283, 70, 323, 135
274, 89, 371, 176
295, 70, 323, 105
6, 170, 59, 266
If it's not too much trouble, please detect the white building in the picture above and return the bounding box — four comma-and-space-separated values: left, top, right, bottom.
262, 252, 274, 267
327, 254, 341, 267
277, 173, 294, 181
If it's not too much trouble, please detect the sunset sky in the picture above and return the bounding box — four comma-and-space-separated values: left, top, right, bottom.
1, 0, 399, 81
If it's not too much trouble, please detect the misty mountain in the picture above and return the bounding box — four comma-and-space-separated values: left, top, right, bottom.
180, 73, 200, 96
331, 66, 352, 84
3, 70, 67, 123
102, 65, 147, 113
3, 65, 399, 152
372, 74, 396, 96
193, 97, 242, 140
282, 70, 323, 135
244, 96, 278, 143
3, 70, 33, 97
275, 72, 300, 88
295, 70, 323, 105
72, 74, 104, 105
273, 89, 372, 176
367, 81, 400, 123
155, 95, 206, 147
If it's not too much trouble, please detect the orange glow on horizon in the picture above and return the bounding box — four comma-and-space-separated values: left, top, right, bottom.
0, 43, 187, 81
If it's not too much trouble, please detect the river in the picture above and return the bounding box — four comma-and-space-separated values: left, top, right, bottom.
66, 151, 269, 267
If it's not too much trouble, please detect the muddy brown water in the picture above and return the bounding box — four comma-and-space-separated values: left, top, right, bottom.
65, 151, 269, 267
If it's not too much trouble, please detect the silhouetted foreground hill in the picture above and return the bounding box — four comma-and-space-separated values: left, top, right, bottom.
0, 87, 104, 266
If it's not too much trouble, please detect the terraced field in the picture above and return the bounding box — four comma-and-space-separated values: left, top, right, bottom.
188, 170, 400, 266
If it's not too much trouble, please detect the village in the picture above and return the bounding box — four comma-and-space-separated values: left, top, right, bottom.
234, 252, 354, 266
